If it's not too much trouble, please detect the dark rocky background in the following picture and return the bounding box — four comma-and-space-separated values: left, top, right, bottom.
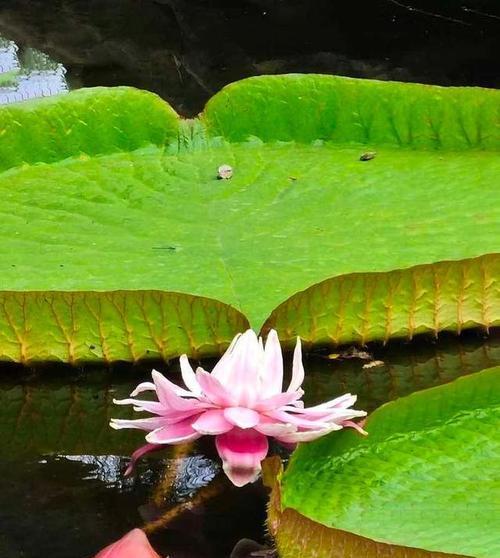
0, 0, 498, 115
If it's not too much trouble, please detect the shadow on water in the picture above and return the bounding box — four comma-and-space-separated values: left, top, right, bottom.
0, 329, 498, 557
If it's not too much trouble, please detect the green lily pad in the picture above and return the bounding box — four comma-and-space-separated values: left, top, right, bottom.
0, 76, 498, 362
280, 366, 500, 558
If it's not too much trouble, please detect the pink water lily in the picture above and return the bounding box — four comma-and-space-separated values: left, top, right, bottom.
111, 329, 366, 486
94, 529, 160, 558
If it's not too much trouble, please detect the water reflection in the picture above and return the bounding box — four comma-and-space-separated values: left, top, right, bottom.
0, 35, 67, 104
0, 37, 19, 75
302, 330, 500, 412
174, 456, 220, 500
60, 454, 128, 484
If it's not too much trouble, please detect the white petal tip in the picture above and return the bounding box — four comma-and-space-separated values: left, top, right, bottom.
224, 466, 260, 487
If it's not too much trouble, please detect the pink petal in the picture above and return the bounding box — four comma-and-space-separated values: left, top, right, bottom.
276, 425, 342, 444
225, 330, 262, 406
124, 443, 163, 476
265, 409, 332, 430
215, 428, 269, 487
94, 528, 160, 558
112, 397, 165, 415
130, 382, 155, 396
110, 417, 166, 432
156, 408, 210, 424
179, 355, 202, 395
261, 329, 284, 397
145, 417, 202, 445
224, 407, 260, 429
284, 406, 366, 421
255, 418, 297, 437
196, 368, 234, 406
210, 333, 242, 382
343, 420, 369, 435
152, 370, 205, 411
254, 390, 303, 412
287, 337, 305, 393
191, 409, 233, 435
328, 409, 367, 422
298, 393, 358, 413
328, 393, 358, 408
152, 368, 193, 397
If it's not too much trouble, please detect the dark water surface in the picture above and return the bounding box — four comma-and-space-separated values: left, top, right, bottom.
0, 330, 498, 558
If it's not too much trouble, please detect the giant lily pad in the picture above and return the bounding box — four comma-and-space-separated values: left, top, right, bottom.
276, 366, 500, 558
0, 75, 499, 362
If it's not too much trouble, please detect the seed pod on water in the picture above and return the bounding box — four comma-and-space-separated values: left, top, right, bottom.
217, 164, 233, 179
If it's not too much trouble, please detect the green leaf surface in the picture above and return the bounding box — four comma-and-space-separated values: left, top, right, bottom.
0, 76, 499, 361
281, 366, 500, 557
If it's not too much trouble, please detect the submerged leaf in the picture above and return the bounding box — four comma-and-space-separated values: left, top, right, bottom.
0, 76, 498, 361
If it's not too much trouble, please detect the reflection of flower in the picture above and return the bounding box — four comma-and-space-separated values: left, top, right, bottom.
111, 329, 366, 487
94, 529, 160, 558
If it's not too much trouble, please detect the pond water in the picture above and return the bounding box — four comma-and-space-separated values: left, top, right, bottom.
0, 329, 498, 557
0, 2, 498, 556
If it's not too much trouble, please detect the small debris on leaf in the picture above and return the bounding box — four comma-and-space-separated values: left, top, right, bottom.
217, 164, 233, 179
362, 360, 385, 369
359, 151, 377, 161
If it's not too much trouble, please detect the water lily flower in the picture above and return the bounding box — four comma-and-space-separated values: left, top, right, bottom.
94, 529, 160, 558
111, 329, 366, 487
